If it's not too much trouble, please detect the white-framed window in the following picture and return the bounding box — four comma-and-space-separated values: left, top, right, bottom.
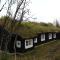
25, 39, 33, 49
53, 33, 56, 38
41, 34, 45, 41
16, 41, 21, 48
34, 38, 37, 43
49, 33, 52, 39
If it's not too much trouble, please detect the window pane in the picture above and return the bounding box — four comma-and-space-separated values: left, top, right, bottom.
34, 38, 37, 43
25, 39, 33, 46
25, 39, 33, 49
41, 34, 45, 41
53, 33, 56, 38
49, 33, 52, 39
16, 41, 21, 48
26, 40, 29, 46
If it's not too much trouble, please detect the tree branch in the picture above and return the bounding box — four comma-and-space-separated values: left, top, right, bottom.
13, 0, 24, 20
0, 1, 6, 12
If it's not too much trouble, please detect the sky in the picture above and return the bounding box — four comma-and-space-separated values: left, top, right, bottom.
0, 0, 60, 23
30, 0, 60, 23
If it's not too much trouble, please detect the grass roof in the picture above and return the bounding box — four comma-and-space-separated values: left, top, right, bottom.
0, 16, 60, 38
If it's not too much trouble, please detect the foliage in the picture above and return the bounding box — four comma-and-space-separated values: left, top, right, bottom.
55, 19, 60, 27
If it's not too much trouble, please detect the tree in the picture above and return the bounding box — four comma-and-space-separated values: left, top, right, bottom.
0, 0, 30, 23
0, 1, 7, 12
55, 19, 60, 27
13, 0, 30, 22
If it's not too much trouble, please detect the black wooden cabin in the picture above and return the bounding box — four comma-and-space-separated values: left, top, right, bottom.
0, 26, 60, 53
7, 33, 34, 53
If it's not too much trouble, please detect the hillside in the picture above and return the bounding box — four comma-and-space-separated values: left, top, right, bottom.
0, 16, 60, 38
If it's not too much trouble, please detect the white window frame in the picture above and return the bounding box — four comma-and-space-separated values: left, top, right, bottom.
16, 41, 21, 48
25, 39, 33, 49
41, 34, 45, 41
49, 33, 52, 39
53, 33, 56, 38
34, 38, 37, 43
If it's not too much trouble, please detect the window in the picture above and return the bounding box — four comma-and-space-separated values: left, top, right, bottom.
49, 33, 52, 39
41, 34, 45, 41
34, 38, 37, 43
29, 40, 32, 45
26, 40, 29, 46
16, 41, 21, 48
25, 39, 33, 49
53, 33, 56, 38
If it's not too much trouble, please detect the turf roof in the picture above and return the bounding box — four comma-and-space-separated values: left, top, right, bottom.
0, 16, 60, 38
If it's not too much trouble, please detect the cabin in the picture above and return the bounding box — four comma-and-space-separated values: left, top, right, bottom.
7, 33, 34, 53
0, 26, 60, 53
0, 16, 60, 53
0, 30, 59, 53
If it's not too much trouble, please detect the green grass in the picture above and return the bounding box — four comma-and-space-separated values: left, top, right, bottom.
16, 40, 60, 60
0, 40, 60, 60
0, 16, 60, 38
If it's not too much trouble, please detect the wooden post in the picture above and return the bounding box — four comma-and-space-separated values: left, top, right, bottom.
14, 35, 17, 60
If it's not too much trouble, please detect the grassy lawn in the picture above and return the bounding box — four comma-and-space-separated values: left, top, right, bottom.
1, 40, 60, 60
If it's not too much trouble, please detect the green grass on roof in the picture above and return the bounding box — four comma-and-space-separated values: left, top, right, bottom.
0, 16, 60, 38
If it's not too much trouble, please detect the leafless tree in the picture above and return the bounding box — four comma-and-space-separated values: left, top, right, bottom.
0, 1, 7, 12
13, 0, 24, 20
6, 0, 16, 17
53, 19, 60, 27
13, 0, 30, 22
0, 0, 31, 23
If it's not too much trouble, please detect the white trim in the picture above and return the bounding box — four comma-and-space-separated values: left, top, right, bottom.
49, 33, 52, 39
53, 33, 56, 38
25, 39, 33, 49
34, 38, 37, 43
41, 34, 45, 41
16, 41, 21, 48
